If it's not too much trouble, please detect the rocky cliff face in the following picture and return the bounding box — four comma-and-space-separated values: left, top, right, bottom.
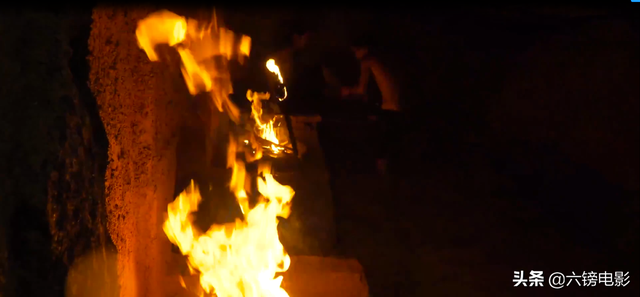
0, 9, 111, 297
89, 7, 190, 297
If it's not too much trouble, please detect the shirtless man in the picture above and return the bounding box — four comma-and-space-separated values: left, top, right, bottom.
341, 42, 401, 111
341, 40, 403, 174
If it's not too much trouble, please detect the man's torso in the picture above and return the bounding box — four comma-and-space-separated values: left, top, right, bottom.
362, 56, 401, 111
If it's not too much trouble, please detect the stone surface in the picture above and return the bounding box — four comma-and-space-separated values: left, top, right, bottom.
0, 10, 111, 297
281, 256, 369, 297
89, 7, 189, 297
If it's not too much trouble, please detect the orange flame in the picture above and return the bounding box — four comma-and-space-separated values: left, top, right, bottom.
246, 90, 283, 154
163, 166, 293, 297
266, 59, 287, 101
137, 10, 294, 297
136, 9, 250, 123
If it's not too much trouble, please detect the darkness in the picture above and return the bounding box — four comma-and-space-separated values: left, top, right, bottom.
1, 6, 638, 297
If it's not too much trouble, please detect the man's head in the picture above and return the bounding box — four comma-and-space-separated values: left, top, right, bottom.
277, 21, 312, 51
351, 46, 369, 59
350, 35, 373, 59
287, 23, 313, 50
293, 31, 310, 49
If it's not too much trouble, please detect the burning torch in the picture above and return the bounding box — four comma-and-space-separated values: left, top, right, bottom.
266, 59, 287, 101
262, 58, 299, 158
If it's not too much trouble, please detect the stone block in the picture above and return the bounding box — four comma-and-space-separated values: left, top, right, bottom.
282, 256, 369, 297
89, 7, 189, 297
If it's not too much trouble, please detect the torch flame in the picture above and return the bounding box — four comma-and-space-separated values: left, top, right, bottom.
266, 59, 287, 101
137, 10, 294, 297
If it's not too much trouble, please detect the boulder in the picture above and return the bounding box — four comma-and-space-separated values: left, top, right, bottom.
282, 256, 369, 297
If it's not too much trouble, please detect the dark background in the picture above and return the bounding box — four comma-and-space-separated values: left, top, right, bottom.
1, 6, 638, 297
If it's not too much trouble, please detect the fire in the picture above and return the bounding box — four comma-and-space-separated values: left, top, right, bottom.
136, 9, 249, 123
163, 163, 293, 297
137, 10, 295, 297
266, 59, 287, 101
246, 90, 283, 154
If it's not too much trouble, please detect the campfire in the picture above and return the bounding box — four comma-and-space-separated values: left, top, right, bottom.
137, 9, 295, 297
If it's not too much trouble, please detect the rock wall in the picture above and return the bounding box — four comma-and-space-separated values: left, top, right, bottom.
0, 9, 111, 297
88, 7, 188, 297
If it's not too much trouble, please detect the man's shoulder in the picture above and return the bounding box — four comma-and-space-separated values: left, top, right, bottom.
361, 55, 382, 66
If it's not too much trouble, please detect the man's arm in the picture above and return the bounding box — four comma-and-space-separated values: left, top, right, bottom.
354, 61, 371, 94
342, 61, 371, 97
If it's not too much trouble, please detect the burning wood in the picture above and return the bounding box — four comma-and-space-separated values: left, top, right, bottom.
136, 9, 296, 297
245, 90, 294, 157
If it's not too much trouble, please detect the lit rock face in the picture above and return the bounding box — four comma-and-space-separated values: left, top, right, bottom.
1, 10, 114, 297
89, 7, 188, 297
0, 10, 79, 297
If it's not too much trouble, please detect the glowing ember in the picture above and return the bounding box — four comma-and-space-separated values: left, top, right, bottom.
137, 10, 294, 297
266, 59, 287, 101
